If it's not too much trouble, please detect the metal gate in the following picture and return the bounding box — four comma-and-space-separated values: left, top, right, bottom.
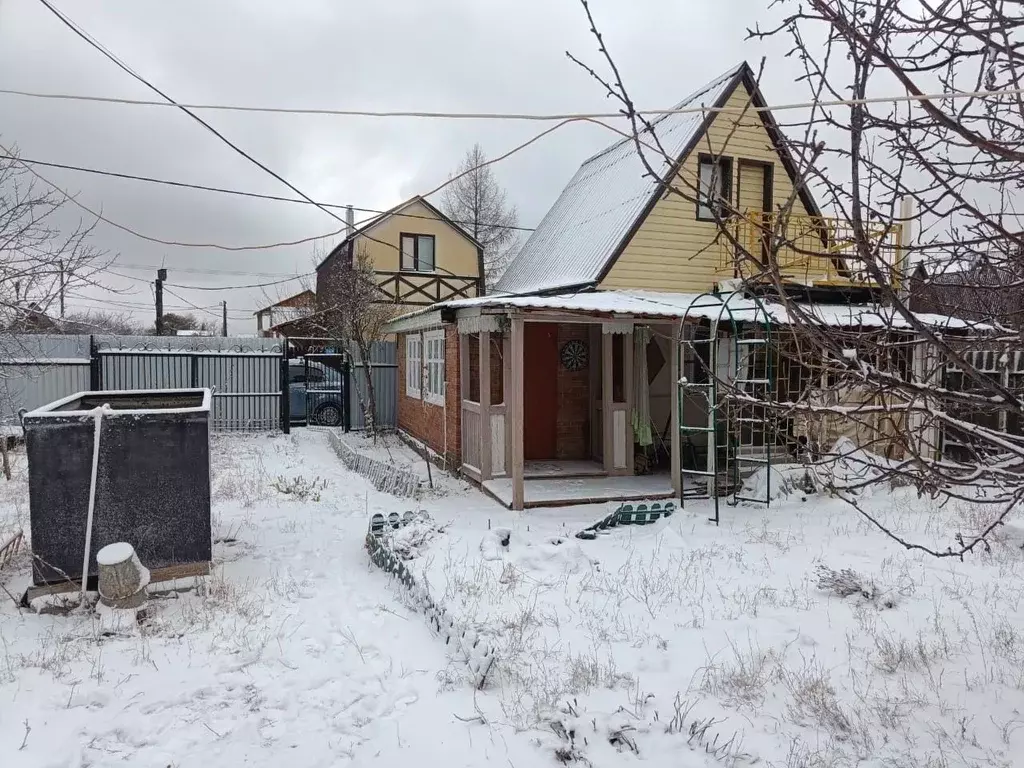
282, 338, 350, 430
303, 352, 349, 428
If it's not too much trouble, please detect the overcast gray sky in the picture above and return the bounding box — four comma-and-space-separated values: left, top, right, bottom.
0, 0, 799, 333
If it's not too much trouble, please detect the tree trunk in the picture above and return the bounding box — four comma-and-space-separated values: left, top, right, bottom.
0, 436, 11, 481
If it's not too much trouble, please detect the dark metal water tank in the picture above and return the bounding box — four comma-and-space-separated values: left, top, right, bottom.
22, 388, 212, 586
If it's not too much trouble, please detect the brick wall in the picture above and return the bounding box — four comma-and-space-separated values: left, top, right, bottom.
556, 325, 591, 460
396, 326, 461, 468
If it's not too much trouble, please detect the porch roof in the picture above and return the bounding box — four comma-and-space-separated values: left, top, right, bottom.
384, 289, 986, 333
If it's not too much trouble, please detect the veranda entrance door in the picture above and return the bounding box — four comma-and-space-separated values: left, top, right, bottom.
523, 322, 558, 459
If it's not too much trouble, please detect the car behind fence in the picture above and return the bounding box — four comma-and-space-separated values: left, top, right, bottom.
0, 335, 397, 434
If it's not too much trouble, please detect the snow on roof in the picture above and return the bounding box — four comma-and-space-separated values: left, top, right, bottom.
268, 307, 312, 326
388, 289, 985, 332
494, 63, 746, 296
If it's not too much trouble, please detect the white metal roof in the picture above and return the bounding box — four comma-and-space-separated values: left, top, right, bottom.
386, 289, 984, 332
494, 63, 745, 296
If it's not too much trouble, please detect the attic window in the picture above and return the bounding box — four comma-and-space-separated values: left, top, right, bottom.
696, 155, 733, 221
401, 234, 436, 272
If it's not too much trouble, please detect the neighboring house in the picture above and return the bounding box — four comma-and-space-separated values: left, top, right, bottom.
315, 196, 484, 316
908, 260, 1024, 455
254, 290, 316, 338
908, 260, 1023, 325
6, 303, 58, 334
385, 62, 953, 511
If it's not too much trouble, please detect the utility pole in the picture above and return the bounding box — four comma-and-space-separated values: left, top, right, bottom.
155, 268, 166, 336
221, 300, 227, 337
58, 260, 66, 319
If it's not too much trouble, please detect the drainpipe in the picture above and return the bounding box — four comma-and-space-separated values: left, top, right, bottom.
895, 196, 915, 306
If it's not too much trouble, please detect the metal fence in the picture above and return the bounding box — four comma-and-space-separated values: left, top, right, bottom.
95, 336, 284, 432
347, 341, 398, 430
0, 334, 397, 434
0, 336, 92, 426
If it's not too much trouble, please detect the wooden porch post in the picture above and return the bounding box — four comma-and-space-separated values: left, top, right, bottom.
510, 316, 525, 510
624, 327, 634, 475
670, 325, 681, 495
479, 330, 492, 480
602, 331, 614, 474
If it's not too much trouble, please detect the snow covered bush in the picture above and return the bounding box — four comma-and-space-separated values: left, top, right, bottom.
814, 564, 896, 609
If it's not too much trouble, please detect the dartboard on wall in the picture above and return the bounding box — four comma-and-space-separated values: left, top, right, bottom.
560, 339, 588, 371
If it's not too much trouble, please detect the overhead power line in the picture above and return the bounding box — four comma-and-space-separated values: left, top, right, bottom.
0, 113, 573, 252
34, 0, 351, 233
0, 153, 536, 233
114, 263, 300, 278
167, 275, 306, 291
3, 85, 1022, 120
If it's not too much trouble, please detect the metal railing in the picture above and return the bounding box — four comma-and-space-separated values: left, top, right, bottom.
718, 211, 905, 288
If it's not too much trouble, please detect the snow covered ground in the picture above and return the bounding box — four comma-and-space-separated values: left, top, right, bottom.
2, 432, 1023, 767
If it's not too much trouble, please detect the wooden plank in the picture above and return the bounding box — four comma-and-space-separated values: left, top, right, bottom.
502, 333, 512, 474
510, 316, 525, 510
624, 328, 635, 476
670, 327, 682, 495
24, 561, 210, 603
480, 330, 492, 480
602, 332, 614, 474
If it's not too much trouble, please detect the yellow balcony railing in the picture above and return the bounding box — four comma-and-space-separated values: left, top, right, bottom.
718, 212, 905, 289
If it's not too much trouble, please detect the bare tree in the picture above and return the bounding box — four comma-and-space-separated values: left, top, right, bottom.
57, 310, 146, 336
0, 145, 110, 328
0, 145, 111, 480
151, 312, 217, 336
440, 144, 520, 288
313, 242, 394, 435
570, 0, 1024, 557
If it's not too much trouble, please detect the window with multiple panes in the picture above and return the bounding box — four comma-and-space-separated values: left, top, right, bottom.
696, 155, 733, 221
405, 335, 422, 397
423, 330, 446, 406
400, 233, 436, 272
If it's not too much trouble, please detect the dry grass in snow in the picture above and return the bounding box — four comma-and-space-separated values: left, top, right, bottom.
403, 485, 1024, 767
0, 432, 532, 768
3, 431, 1024, 767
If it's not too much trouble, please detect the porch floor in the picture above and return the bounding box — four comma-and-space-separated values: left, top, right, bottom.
482, 472, 674, 509
524, 460, 606, 479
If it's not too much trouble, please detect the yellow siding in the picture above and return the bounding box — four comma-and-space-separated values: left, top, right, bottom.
356, 200, 481, 279
600, 82, 816, 293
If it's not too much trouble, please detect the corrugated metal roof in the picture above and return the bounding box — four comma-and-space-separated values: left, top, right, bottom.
385, 289, 984, 332
495, 63, 746, 296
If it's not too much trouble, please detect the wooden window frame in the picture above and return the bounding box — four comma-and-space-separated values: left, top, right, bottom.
405, 334, 422, 399
423, 329, 446, 406
696, 154, 733, 222
400, 233, 437, 273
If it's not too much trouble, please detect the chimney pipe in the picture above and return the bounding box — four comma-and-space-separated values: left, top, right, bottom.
346, 205, 355, 237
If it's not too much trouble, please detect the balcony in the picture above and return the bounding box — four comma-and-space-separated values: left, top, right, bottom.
374, 271, 482, 305
718, 212, 906, 292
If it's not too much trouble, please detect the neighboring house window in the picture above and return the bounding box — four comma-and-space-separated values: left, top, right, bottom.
423, 329, 446, 406
400, 234, 436, 272
406, 334, 422, 398
697, 155, 732, 221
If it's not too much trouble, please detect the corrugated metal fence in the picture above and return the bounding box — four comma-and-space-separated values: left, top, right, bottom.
0, 336, 92, 424
347, 341, 398, 430
0, 334, 397, 433
95, 336, 284, 431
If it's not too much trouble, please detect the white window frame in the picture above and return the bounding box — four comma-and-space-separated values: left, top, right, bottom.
406, 334, 422, 399
423, 329, 446, 406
